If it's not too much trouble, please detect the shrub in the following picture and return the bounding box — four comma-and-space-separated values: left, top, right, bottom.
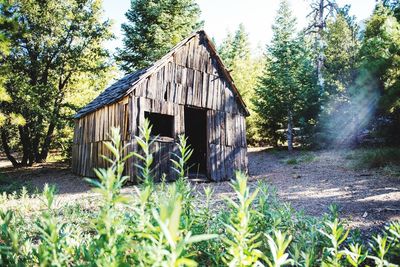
0, 124, 399, 266
347, 147, 400, 170
285, 152, 316, 165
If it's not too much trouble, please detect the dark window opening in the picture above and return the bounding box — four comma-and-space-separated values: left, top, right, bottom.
144, 112, 174, 138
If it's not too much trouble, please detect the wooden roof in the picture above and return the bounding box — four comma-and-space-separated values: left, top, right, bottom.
75, 30, 249, 119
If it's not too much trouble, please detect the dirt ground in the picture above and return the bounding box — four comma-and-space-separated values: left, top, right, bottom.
1, 148, 399, 232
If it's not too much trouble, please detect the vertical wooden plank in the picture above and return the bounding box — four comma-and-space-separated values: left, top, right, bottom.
206, 75, 213, 109
210, 144, 216, 181
201, 73, 208, 108
220, 145, 226, 180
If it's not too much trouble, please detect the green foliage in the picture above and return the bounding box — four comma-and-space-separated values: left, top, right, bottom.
1, 128, 400, 266
218, 24, 251, 71
222, 172, 264, 266
346, 147, 400, 170
343, 243, 368, 267
253, 0, 320, 148
324, 11, 359, 98
0, 0, 113, 166
359, 3, 400, 110
171, 134, 193, 181
0, 174, 35, 195
116, 0, 203, 72
319, 218, 349, 266
264, 230, 293, 267
285, 152, 316, 165
218, 24, 264, 145
353, 3, 400, 144
316, 9, 361, 147
0, 0, 26, 132
133, 119, 156, 187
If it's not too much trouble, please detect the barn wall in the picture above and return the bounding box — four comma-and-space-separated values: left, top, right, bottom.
72, 32, 247, 182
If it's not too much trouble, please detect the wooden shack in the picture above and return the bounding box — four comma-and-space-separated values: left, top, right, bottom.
72, 30, 249, 182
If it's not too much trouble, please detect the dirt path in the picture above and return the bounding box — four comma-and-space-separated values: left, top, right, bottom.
1, 149, 399, 231
246, 148, 400, 229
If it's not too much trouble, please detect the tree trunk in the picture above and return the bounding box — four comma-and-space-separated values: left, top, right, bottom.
287, 110, 293, 152
39, 121, 56, 162
19, 126, 34, 166
1, 129, 20, 167
316, 0, 325, 94
39, 89, 64, 162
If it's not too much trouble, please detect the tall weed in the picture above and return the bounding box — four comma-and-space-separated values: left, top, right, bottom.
0, 126, 399, 266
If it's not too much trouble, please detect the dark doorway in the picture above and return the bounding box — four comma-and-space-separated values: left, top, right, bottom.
184, 107, 207, 176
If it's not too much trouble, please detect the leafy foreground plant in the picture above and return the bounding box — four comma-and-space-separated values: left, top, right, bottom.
0, 126, 400, 266
222, 172, 264, 266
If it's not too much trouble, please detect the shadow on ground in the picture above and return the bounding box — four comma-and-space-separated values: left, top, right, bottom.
0, 161, 90, 195
246, 148, 400, 230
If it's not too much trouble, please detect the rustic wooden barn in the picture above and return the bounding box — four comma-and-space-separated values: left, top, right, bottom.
72, 30, 249, 182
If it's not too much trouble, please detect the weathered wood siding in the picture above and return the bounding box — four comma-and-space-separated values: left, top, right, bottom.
72, 32, 247, 182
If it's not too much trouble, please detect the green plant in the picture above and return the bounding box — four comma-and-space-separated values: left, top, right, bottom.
0, 126, 400, 266
0, 174, 35, 195
285, 152, 316, 165
85, 127, 132, 266
222, 172, 264, 266
0, 210, 28, 265
344, 243, 367, 267
368, 235, 392, 267
171, 134, 193, 181
171, 134, 195, 222
264, 230, 293, 267
133, 119, 156, 187
319, 218, 349, 266
150, 186, 217, 266
347, 147, 400, 170
35, 184, 70, 266
286, 158, 298, 165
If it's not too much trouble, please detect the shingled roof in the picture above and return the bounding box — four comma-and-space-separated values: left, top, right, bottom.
74, 30, 249, 119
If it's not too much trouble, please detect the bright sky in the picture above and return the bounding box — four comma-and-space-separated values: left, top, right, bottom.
103, 0, 376, 53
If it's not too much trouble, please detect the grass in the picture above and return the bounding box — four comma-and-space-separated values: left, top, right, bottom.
285, 152, 317, 165
0, 173, 36, 195
346, 147, 400, 175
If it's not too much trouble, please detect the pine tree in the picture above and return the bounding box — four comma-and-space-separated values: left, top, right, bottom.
254, 0, 319, 150
116, 0, 203, 72
218, 31, 235, 68
355, 3, 400, 143
218, 23, 251, 69
218, 24, 264, 145
324, 10, 359, 97
316, 9, 360, 145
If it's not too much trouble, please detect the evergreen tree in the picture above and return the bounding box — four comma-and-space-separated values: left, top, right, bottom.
218, 24, 255, 98
317, 10, 361, 146
116, 0, 202, 72
383, 0, 400, 21
218, 23, 251, 69
218, 24, 264, 145
354, 3, 400, 143
254, 0, 319, 150
324, 10, 359, 97
218, 31, 235, 68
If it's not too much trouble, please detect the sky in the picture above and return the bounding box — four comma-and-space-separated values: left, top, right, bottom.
103, 0, 376, 53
